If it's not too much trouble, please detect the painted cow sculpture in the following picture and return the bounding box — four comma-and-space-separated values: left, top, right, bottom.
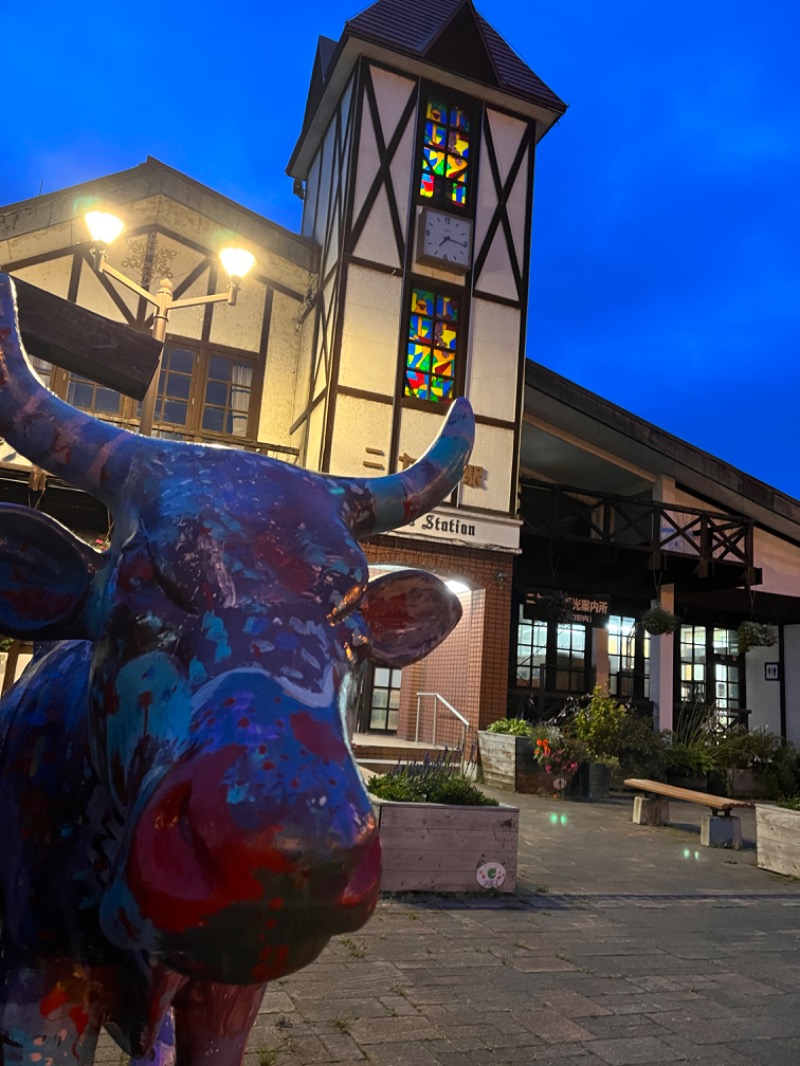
0, 273, 474, 1065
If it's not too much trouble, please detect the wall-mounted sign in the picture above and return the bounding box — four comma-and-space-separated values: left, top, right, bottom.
524, 590, 610, 627
394, 508, 520, 553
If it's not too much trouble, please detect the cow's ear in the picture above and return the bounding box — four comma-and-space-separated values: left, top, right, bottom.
0, 504, 99, 638
361, 569, 462, 667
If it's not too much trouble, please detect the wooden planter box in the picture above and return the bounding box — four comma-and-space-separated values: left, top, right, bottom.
478, 731, 557, 794
756, 804, 800, 877
726, 768, 769, 799
371, 796, 519, 893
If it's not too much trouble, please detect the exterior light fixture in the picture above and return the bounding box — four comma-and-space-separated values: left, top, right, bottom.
83, 210, 256, 436
218, 247, 256, 306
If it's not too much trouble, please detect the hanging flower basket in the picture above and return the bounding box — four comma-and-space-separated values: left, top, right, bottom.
737, 621, 777, 655
536, 590, 573, 625
640, 606, 680, 636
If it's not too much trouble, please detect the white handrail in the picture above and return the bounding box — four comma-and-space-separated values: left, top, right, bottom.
415, 691, 469, 751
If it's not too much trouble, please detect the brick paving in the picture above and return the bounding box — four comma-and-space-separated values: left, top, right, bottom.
98, 792, 800, 1064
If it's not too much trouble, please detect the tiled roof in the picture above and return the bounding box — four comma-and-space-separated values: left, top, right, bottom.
344, 0, 566, 113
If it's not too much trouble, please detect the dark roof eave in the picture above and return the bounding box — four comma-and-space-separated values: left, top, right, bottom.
287, 32, 566, 178
523, 358, 800, 535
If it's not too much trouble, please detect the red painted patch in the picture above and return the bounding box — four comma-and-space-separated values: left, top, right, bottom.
128, 747, 295, 934
39, 987, 69, 1018
290, 711, 348, 763
68, 1005, 90, 1036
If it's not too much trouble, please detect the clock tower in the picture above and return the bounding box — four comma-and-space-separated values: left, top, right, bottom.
287, 0, 566, 733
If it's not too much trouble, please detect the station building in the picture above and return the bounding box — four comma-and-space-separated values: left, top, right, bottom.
2, 0, 800, 750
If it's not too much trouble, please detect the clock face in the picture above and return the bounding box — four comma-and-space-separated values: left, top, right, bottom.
419, 209, 472, 272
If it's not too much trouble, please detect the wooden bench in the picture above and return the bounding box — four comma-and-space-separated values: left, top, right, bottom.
624, 778, 754, 849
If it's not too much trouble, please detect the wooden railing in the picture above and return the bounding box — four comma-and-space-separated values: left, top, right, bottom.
519, 479, 754, 570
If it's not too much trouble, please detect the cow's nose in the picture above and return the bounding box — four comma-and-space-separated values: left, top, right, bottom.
125, 746, 379, 935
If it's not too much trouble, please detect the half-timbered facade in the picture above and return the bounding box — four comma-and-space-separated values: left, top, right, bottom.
287, 0, 566, 740
6, 0, 800, 747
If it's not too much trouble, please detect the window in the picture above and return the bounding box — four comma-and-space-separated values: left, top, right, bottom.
404, 285, 459, 403
153, 346, 254, 440
608, 615, 650, 699
555, 623, 586, 692
679, 624, 742, 728
516, 613, 547, 688
30, 342, 257, 444
366, 666, 402, 733
513, 604, 590, 696
419, 94, 472, 209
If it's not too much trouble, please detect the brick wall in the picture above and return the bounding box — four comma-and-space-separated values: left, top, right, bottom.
363, 534, 513, 742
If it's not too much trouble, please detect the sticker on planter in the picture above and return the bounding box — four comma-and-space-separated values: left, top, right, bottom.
476, 861, 507, 889
553, 776, 568, 791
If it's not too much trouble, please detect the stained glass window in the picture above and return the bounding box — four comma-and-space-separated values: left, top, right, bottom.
419, 95, 472, 209
404, 286, 459, 402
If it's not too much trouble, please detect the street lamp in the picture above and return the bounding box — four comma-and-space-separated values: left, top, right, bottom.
84, 210, 256, 436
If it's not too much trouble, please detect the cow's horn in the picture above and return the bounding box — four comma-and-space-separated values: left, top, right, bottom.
339, 397, 475, 537
0, 273, 142, 501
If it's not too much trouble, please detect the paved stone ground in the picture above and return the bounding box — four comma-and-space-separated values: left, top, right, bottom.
98, 792, 800, 1065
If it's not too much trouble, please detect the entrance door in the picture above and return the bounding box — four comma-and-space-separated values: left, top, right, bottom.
360, 665, 403, 734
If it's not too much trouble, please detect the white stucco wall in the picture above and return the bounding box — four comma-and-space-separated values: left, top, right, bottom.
745, 645, 783, 734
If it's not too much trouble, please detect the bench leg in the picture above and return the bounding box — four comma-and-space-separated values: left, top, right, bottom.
633, 795, 669, 826
701, 813, 742, 849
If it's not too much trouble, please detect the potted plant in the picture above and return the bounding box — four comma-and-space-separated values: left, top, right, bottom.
569, 687, 628, 799
711, 727, 777, 798
367, 754, 519, 893
662, 737, 716, 791
531, 732, 587, 797
736, 621, 777, 655
478, 718, 562, 794
640, 606, 680, 635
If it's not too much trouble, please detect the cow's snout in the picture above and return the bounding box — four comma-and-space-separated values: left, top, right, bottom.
102, 737, 381, 984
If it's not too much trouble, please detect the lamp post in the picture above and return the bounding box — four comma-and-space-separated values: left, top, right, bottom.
84, 211, 255, 437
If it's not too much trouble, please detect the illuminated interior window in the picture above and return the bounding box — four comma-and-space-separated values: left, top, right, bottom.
608, 615, 650, 699
419, 95, 472, 209
404, 286, 458, 402
679, 625, 741, 727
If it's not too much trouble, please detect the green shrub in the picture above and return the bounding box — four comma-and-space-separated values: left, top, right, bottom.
572, 686, 629, 761
713, 727, 780, 770
662, 738, 717, 777
368, 767, 498, 806
761, 744, 800, 801
486, 717, 533, 736
614, 715, 667, 779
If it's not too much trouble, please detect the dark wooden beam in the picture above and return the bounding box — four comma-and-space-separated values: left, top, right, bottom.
13, 278, 161, 401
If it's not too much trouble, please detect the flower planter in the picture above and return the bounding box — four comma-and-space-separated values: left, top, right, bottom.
726, 768, 769, 799
477, 731, 557, 794
756, 804, 800, 877
572, 761, 613, 800
370, 795, 519, 893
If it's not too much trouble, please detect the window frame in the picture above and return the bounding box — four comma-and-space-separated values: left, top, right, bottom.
32, 334, 262, 445
414, 82, 479, 217
398, 275, 468, 410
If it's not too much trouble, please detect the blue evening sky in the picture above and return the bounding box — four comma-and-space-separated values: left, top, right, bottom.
2, 2, 799, 497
